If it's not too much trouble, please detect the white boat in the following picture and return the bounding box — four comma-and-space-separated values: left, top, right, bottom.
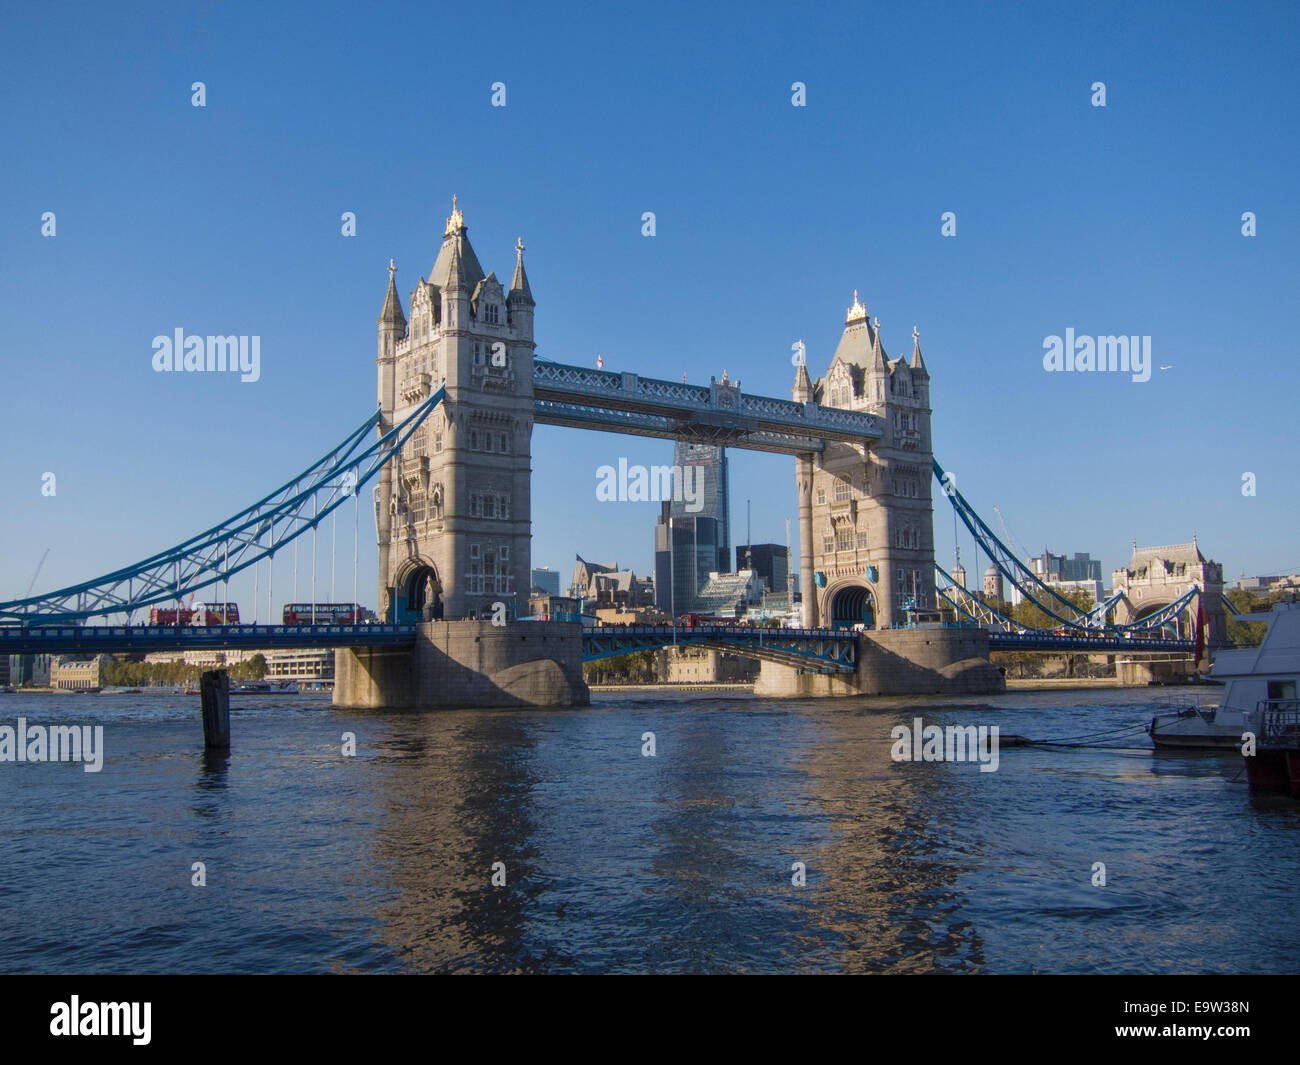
230, 680, 300, 694
1148, 600, 1300, 749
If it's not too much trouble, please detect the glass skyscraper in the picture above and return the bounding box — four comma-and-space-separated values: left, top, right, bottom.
652, 443, 731, 616
669, 442, 730, 576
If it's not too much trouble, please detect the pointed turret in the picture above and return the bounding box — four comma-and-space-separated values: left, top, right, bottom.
444, 236, 469, 292
374, 258, 404, 622
377, 259, 406, 363
909, 325, 929, 377
868, 316, 888, 372
508, 237, 534, 305
793, 340, 814, 403
378, 258, 406, 327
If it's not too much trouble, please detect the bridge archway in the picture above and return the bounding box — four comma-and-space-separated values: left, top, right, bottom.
828, 582, 876, 630
1131, 599, 1171, 620
393, 559, 443, 623
1130, 597, 1187, 637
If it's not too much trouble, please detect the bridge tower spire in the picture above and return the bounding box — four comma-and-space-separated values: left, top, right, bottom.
792, 340, 813, 403
375, 259, 407, 621
507, 236, 534, 334
792, 340, 817, 625
910, 325, 928, 377
375, 197, 536, 622
798, 295, 936, 630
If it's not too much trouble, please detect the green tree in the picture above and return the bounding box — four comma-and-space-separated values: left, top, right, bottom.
1226, 589, 1270, 647
991, 587, 1099, 678
1011, 587, 1095, 631
990, 649, 1042, 679
583, 648, 659, 685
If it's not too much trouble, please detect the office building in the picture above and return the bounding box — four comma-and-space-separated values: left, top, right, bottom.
654, 503, 723, 616
669, 441, 730, 576
734, 543, 789, 596
530, 566, 561, 597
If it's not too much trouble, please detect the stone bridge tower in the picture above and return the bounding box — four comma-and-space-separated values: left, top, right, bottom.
794, 294, 935, 629
1112, 542, 1227, 648
375, 198, 536, 622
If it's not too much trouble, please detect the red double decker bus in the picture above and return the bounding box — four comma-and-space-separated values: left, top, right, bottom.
677, 613, 731, 628
149, 603, 241, 626
282, 603, 360, 626
149, 607, 195, 626
195, 602, 240, 625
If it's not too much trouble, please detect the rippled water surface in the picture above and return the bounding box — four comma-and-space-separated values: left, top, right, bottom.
0, 687, 1293, 974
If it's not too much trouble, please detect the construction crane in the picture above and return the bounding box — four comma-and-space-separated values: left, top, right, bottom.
23, 549, 49, 601
992, 506, 1032, 565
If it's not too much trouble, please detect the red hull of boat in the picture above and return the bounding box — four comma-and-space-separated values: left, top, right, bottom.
1245, 750, 1300, 795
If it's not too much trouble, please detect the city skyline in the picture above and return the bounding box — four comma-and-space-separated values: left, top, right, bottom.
2, 2, 1297, 620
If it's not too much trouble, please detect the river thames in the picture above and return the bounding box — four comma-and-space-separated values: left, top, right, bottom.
0, 687, 1294, 974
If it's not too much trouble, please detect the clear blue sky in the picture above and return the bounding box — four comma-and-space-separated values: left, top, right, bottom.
2, 0, 1297, 617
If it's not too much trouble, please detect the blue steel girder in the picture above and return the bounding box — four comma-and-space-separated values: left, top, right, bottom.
1087, 589, 1127, 626
582, 626, 858, 672
1127, 587, 1200, 630
0, 389, 446, 624
934, 564, 1025, 632
0, 624, 418, 654
533, 399, 833, 454
933, 458, 1201, 635
937, 589, 1015, 632
933, 459, 1101, 630
688, 638, 855, 672
533, 361, 882, 456
989, 631, 1195, 653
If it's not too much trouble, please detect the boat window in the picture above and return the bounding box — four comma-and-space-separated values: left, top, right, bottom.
1267, 680, 1296, 702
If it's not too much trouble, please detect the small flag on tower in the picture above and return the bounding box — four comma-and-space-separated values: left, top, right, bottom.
596, 355, 604, 368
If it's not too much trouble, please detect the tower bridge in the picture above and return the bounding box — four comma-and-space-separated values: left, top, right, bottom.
371, 209, 943, 642
346, 200, 998, 704
0, 198, 1206, 712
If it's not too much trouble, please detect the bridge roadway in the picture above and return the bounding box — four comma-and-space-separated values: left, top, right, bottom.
988, 631, 1195, 653
582, 625, 861, 672
0, 624, 418, 655
584, 626, 1196, 665
0, 623, 1194, 663
0, 622, 863, 672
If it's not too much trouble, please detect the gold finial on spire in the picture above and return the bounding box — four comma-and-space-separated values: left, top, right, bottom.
444, 194, 465, 236
846, 290, 868, 323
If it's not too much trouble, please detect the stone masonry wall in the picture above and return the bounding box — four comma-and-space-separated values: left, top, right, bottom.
334, 620, 589, 709
754, 628, 1004, 697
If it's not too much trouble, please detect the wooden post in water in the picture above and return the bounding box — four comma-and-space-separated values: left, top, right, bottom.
200, 669, 231, 751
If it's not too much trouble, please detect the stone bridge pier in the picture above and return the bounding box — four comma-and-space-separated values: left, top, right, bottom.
754, 627, 1004, 697
334, 620, 589, 709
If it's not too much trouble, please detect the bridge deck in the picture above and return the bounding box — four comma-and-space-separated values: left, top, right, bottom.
582, 625, 860, 672
0, 622, 1195, 660
987, 632, 1195, 652
0, 624, 417, 654
533, 361, 882, 455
